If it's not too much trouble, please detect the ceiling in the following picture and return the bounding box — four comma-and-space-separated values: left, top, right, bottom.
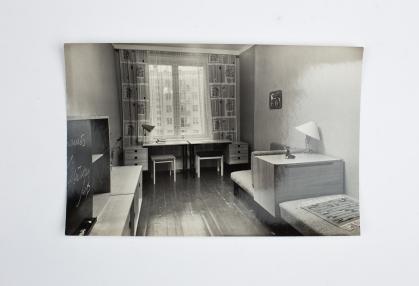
114, 43, 253, 55
141, 43, 251, 51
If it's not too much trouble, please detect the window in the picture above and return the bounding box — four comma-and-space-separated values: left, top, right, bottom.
148, 63, 208, 138
148, 65, 175, 137
178, 66, 206, 136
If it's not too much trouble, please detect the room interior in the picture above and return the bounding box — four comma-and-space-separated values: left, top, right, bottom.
65, 43, 363, 236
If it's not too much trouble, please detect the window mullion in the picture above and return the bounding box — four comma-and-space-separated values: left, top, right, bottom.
172, 64, 180, 137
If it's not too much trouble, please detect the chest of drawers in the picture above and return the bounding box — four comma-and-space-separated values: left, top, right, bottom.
124, 146, 148, 170
224, 141, 248, 165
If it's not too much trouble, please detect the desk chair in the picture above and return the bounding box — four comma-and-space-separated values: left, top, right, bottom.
195, 151, 223, 178
150, 155, 176, 185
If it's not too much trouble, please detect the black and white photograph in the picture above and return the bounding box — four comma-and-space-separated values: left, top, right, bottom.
2, 0, 419, 285
65, 43, 363, 236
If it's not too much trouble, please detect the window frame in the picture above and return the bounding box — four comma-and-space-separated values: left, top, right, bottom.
148, 62, 210, 140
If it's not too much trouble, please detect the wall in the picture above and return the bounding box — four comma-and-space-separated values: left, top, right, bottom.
239, 46, 256, 150
65, 43, 121, 163
253, 46, 363, 198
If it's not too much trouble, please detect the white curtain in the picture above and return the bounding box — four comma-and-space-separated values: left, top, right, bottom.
147, 51, 212, 139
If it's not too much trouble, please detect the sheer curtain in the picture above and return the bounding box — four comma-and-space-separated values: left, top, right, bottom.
147, 51, 212, 139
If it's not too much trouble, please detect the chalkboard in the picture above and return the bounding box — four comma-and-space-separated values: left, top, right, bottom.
91, 118, 110, 194
66, 120, 93, 235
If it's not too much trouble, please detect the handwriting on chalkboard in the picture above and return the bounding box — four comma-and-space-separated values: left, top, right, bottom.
67, 133, 87, 147
67, 154, 91, 207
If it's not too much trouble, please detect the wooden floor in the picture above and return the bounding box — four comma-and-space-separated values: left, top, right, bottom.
136, 168, 300, 236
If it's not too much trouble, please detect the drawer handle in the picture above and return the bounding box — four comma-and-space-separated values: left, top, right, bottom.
134, 150, 137, 153
134, 163, 138, 166
238, 157, 240, 160
238, 151, 240, 153
238, 145, 240, 147
135, 156, 138, 159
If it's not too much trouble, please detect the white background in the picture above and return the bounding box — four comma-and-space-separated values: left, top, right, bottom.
1, 0, 418, 285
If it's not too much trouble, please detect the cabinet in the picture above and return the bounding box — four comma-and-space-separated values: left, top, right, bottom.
224, 141, 249, 165
124, 146, 148, 170
66, 116, 111, 235
91, 166, 143, 236
253, 153, 344, 217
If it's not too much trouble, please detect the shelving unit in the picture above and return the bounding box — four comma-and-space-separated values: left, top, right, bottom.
66, 116, 111, 235
90, 116, 111, 194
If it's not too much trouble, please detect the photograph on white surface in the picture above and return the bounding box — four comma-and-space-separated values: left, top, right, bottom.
64, 43, 363, 236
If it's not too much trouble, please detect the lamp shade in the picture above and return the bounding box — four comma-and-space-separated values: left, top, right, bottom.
141, 124, 155, 133
295, 121, 320, 140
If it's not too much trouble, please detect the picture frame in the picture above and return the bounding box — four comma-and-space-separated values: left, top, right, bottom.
269, 90, 282, 109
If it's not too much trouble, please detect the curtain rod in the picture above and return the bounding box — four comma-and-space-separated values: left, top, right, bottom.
112, 44, 253, 56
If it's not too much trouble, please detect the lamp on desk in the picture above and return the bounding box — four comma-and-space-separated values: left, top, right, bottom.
295, 121, 320, 153
140, 123, 155, 144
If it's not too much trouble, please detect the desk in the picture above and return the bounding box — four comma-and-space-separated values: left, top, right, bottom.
187, 139, 232, 176
143, 140, 189, 173
142, 139, 232, 177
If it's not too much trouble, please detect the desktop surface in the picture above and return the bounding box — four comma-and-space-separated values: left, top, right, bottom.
143, 139, 189, 146
256, 153, 340, 166
187, 139, 232, 145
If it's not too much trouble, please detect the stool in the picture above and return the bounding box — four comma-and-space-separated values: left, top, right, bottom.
150, 155, 176, 185
195, 151, 223, 178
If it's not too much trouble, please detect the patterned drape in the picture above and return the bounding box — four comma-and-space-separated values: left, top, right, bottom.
208, 54, 238, 141
119, 50, 149, 147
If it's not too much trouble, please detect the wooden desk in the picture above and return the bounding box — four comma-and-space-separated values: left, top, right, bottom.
187, 139, 232, 176
143, 140, 189, 174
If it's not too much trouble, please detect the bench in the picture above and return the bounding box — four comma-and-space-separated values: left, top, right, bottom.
230, 150, 288, 198
279, 194, 360, 236
230, 170, 254, 197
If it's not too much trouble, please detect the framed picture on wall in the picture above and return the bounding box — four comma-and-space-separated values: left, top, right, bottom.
269, 90, 282, 109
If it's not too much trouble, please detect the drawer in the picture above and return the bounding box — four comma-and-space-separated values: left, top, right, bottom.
124, 159, 148, 169
228, 159, 248, 165
124, 152, 148, 161
230, 143, 248, 149
229, 154, 248, 161
125, 147, 147, 154
225, 156, 248, 165
228, 148, 248, 156
228, 144, 248, 152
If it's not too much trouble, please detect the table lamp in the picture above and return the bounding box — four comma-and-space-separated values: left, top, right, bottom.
141, 123, 155, 144
295, 121, 320, 153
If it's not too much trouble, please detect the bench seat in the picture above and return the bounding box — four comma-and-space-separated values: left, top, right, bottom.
230, 170, 254, 197
279, 194, 360, 236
